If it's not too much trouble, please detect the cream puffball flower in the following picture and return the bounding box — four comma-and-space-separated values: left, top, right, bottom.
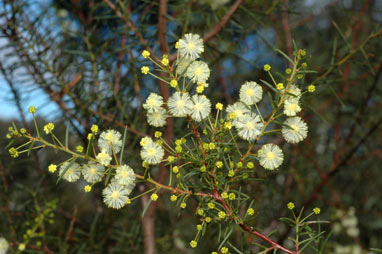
82, 162, 105, 183
140, 141, 165, 165
186, 61, 210, 84
239, 81, 263, 105
0, 237, 9, 254
59, 162, 81, 182
147, 107, 167, 127
282, 117, 308, 143
258, 144, 284, 170
115, 165, 136, 187
234, 113, 264, 141
102, 182, 132, 209
143, 93, 164, 112
176, 57, 193, 76
190, 95, 211, 122
283, 98, 302, 116
96, 151, 112, 166
179, 33, 204, 60
98, 129, 123, 154
226, 102, 250, 122
168, 92, 193, 117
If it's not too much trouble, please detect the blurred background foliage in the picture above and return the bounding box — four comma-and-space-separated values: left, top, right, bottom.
0, 0, 381, 253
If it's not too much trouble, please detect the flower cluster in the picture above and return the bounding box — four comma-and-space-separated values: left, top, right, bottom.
0, 237, 9, 254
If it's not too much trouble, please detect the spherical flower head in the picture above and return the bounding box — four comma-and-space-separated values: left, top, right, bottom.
141, 66, 149, 74
209, 143, 215, 150
161, 57, 169, 66
48, 164, 57, 173
205, 217, 212, 223
76, 145, 84, 153
102, 182, 132, 209
247, 208, 255, 215
190, 95, 211, 122
167, 155, 175, 163
196, 84, 204, 93
0, 237, 9, 254
239, 81, 263, 105
99, 129, 123, 154
226, 102, 250, 123
247, 162, 254, 169
143, 93, 164, 112
179, 33, 204, 60
221, 192, 228, 199
308, 84, 316, 93
285, 68, 292, 74
9, 147, 19, 158
176, 57, 193, 76
87, 133, 93, 140
96, 151, 112, 166
147, 107, 167, 127
282, 117, 308, 144
155, 131, 162, 138
234, 113, 264, 141
224, 121, 232, 130
208, 202, 215, 209
84, 185, 92, 192
258, 144, 284, 170
216, 161, 223, 168
186, 61, 210, 84
180, 202, 187, 208
228, 193, 236, 200
115, 164, 136, 186
284, 98, 302, 117
168, 92, 192, 117
140, 142, 165, 165
172, 166, 179, 174
28, 106, 36, 113
140, 136, 153, 147
170, 195, 178, 202
18, 243, 26, 251
218, 211, 226, 219
215, 102, 223, 110
196, 224, 203, 231
313, 207, 321, 215
91, 124, 99, 134
287, 202, 295, 210
221, 247, 229, 253
197, 209, 204, 215
59, 162, 81, 182
228, 170, 235, 177
43, 122, 55, 134
142, 50, 150, 58
170, 79, 178, 88
264, 64, 271, 71
151, 193, 158, 201
82, 162, 105, 183
277, 83, 284, 90
200, 166, 206, 172
190, 240, 198, 248
175, 145, 182, 152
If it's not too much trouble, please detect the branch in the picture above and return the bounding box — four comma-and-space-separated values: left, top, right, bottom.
203, 0, 244, 43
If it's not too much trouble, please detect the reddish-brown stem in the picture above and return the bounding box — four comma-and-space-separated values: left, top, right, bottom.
240, 224, 297, 254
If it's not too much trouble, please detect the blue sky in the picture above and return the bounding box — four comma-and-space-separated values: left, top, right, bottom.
0, 82, 59, 121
